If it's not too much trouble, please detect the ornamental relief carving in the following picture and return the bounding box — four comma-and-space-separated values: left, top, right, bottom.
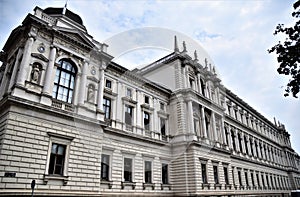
38, 31, 52, 42
54, 37, 88, 57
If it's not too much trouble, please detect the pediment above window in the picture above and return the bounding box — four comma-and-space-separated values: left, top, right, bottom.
31, 53, 49, 62
56, 28, 95, 49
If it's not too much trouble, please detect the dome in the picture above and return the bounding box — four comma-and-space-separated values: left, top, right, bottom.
44, 7, 84, 26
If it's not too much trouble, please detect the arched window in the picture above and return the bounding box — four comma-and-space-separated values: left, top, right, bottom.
52, 59, 77, 103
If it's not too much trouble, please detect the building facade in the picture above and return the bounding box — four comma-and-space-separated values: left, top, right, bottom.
0, 6, 299, 197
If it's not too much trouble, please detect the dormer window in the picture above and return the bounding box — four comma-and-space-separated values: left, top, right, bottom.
144, 95, 149, 104
105, 79, 112, 89
144, 112, 150, 130
52, 59, 77, 103
160, 103, 165, 111
126, 88, 132, 98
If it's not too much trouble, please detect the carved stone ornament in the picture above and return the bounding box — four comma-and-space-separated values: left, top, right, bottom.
91, 66, 96, 75
37, 44, 45, 53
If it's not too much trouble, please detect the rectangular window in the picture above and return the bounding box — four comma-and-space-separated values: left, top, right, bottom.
256, 173, 260, 187
162, 163, 168, 184
144, 111, 150, 130
144, 95, 149, 104
213, 165, 219, 184
244, 136, 249, 155
201, 163, 207, 184
160, 118, 166, 136
232, 168, 235, 185
144, 161, 152, 183
160, 103, 165, 111
251, 173, 255, 186
266, 174, 269, 187
238, 171, 242, 186
261, 174, 265, 187
124, 158, 133, 182
103, 98, 111, 119
48, 143, 66, 175
231, 131, 236, 151
126, 88, 132, 98
101, 154, 110, 181
224, 167, 229, 184
245, 171, 249, 186
125, 105, 133, 125
105, 79, 112, 89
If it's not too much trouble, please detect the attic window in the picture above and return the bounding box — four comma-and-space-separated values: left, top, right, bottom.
105, 79, 111, 89
145, 96, 149, 104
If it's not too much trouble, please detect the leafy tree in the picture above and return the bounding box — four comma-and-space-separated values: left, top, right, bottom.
268, 0, 300, 98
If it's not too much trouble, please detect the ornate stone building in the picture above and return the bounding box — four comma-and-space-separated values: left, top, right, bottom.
0, 6, 299, 197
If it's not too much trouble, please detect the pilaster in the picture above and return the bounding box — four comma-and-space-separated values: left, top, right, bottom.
41, 46, 57, 105
16, 37, 34, 86
78, 60, 89, 105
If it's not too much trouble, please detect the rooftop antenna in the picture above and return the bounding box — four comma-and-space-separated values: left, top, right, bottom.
62, 0, 69, 15
274, 117, 277, 126
194, 50, 198, 61
182, 41, 187, 52
174, 35, 179, 53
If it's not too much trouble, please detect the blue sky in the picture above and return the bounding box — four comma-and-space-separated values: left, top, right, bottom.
0, 0, 299, 153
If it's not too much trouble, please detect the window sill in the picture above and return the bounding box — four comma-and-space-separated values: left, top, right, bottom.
101, 180, 113, 189
214, 183, 222, 189
122, 96, 137, 104
44, 174, 68, 185
161, 183, 171, 190
201, 183, 210, 189
225, 184, 232, 189
143, 183, 155, 190
121, 181, 136, 189
51, 99, 74, 112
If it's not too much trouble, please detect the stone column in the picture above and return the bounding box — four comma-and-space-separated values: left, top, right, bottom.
253, 139, 258, 158
201, 106, 207, 139
185, 66, 189, 88
220, 117, 226, 145
42, 46, 57, 95
16, 37, 34, 86
188, 100, 194, 134
211, 111, 217, 142
153, 97, 158, 132
8, 48, 23, 91
136, 91, 142, 129
182, 66, 187, 88
197, 73, 202, 94
235, 129, 240, 153
241, 133, 246, 154
78, 60, 89, 105
97, 68, 105, 112
226, 126, 233, 149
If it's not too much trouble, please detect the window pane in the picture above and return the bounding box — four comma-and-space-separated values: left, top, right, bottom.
145, 161, 152, 183
49, 143, 66, 175
124, 158, 132, 182
213, 166, 219, 184
162, 163, 168, 184
201, 163, 207, 183
51, 144, 57, 153
160, 118, 166, 136
105, 80, 111, 88
144, 112, 150, 130
101, 154, 110, 180
103, 98, 111, 119
52, 59, 76, 103
57, 145, 65, 155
